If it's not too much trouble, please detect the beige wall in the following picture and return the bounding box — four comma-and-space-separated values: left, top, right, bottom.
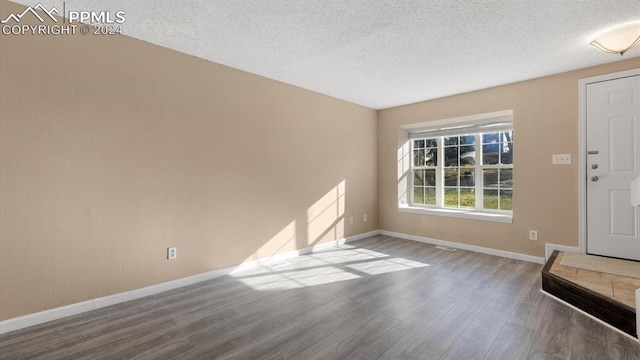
378, 58, 639, 259
0, 1, 378, 320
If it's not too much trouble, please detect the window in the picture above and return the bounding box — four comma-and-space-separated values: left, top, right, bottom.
402, 110, 514, 221
411, 129, 513, 213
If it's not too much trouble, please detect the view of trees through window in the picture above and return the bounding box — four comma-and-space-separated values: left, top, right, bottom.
412, 130, 513, 211
413, 139, 437, 205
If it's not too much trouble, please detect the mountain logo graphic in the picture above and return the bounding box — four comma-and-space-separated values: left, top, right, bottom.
1, 3, 59, 24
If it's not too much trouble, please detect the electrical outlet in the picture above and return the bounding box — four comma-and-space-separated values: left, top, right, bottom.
167, 247, 177, 260
363, 214, 368, 222
529, 230, 538, 241
349, 216, 354, 225
552, 154, 571, 165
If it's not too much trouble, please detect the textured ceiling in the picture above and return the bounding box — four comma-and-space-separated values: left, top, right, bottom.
12, 1, 640, 109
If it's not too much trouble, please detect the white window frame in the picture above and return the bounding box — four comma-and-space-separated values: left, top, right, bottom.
397, 110, 514, 223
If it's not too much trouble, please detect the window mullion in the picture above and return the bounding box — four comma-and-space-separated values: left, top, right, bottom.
475, 133, 483, 210
436, 137, 444, 207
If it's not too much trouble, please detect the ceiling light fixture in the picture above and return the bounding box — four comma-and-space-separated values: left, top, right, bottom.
590, 22, 640, 56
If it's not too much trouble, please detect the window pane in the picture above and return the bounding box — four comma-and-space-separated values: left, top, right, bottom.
413, 150, 425, 166
460, 135, 475, 145
444, 188, 458, 207
460, 167, 475, 186
483, 169, 499, 188
484, 189, 499, 209
482, 132, 499, 144
425, 187, 436, 205
414, 139, 425, 149
483, 144, 499, 165
460, 145, 475, 165
413, 187, 424, 204
501, 142, 513, 165
444, 168, 459, 186
460, 188, 475, 208
501, 190, 513, 210
444, 136, 459, 146
444, 147, 459, 167
425, 148, 437, 166
425, 138, 437, 148
414, 170, 424, 186
500, 169, 513, 189
424, 169, 436, 186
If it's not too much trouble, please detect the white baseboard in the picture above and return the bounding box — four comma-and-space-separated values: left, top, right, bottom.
542, 290, 639, 342
0, 267, 232, 335
545, 243, 580, 260
379, 230, 545, 264
0, 230, 379, 335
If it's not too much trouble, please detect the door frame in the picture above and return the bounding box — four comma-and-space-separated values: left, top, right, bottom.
578, 67, 640, 254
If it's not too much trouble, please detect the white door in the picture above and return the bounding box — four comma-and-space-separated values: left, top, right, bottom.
586, 74, 640, 261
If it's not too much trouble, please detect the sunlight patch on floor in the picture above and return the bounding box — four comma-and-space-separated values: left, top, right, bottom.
345, 258, 429, 275
232, 246, 430, 291
233, 265, 360, 290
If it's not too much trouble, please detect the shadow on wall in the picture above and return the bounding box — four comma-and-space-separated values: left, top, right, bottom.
242, 180, 347, 264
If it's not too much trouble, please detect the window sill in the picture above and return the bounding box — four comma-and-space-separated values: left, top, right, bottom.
398, 204, 513, 223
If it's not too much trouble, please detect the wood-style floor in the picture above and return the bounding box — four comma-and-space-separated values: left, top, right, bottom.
1, 235, 639, 360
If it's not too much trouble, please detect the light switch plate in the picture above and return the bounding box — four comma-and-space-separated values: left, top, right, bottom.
552, 154, 571, 165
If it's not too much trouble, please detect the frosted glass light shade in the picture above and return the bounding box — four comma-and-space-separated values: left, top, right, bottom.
590, 23, 640, 56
